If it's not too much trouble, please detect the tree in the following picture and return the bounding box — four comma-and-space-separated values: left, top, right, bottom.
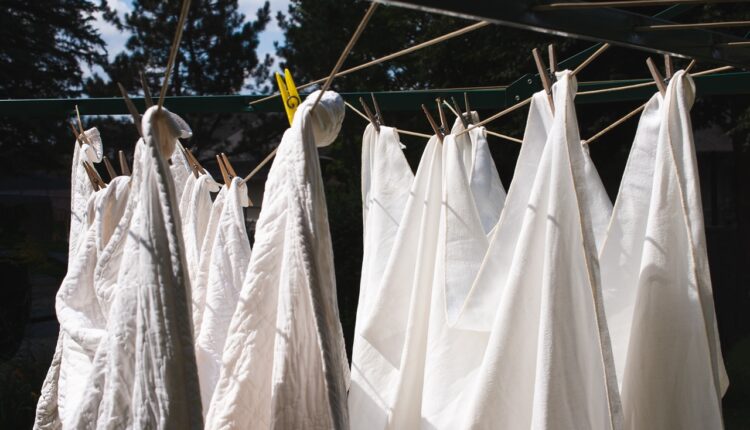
0, 0, 109, 173
86, 0, 278, 166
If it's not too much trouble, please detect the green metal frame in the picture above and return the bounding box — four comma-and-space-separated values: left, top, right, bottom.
0, 4, 746, 118
1, 72, 747, 117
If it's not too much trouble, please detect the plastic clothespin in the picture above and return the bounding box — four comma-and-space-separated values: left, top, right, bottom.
275, 68, 301, 126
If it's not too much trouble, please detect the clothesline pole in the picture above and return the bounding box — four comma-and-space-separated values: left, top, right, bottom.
248, 21, 490, 108
242, 2, 379, 185
158, 0, 192, 110
535, 0, 739, 11
584, 64, 734, 144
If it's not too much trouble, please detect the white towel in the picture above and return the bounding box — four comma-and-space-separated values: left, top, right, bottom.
600, 70, 728, 429
34, 127, 105, 430
69, 106, 202, 429
349, 124, 414, 430
459, 71, 622, 429
358, 132, 443, 429
450, 115, 507, 234
171, 141, 193, 199
205, 90, 349, 430
195, 176, 251, 415
193, 185, 226, 337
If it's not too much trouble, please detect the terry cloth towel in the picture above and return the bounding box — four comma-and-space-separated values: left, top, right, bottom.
204, 90, 349, 430
171, 141, 193, 199
459, 71, 622, 429
349, 124, 414, 430
183, 173, 222, 336
357, 132, 443, 429
192, 185, 226, 338
34, 127, 105, 430
195, 176, 252, 415
450, 115, 507, 234
599, 70, 728, 429
69, 106, 203, 429
34, 176, 130, 430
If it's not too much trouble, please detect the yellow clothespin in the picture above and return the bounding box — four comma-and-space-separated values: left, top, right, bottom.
275, 68, 301, 126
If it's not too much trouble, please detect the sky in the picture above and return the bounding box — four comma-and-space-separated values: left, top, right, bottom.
88, 0, 288, 77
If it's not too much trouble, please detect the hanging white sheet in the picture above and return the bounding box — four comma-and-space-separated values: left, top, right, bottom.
195, 176, 251, 415
69, 106, 202, 429
205, 91, 349, 430
599, 70, 728, 429
455, 71, 622, 429
171, 141, 193, 199
349, 124, 414, 430
34, 128, 105, 430
450, 115, 506, 234
357, 131, 442, 429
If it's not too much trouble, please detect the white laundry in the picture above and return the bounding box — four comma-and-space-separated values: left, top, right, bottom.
458, 71, 621, 429
450, 115, 506, 234
34, 128, 105, 430
171, 139, 194, 199
69, 106, 202, 429
419, 128, 497, 430
359, 133, 443, 429
195, 176, 251, 415
54, 177, 131, 428
179, 170, 197, 218
204, 91, 349, 430
192, 184, 226, 338
349, 124, 414, 430
599, 70, 728, 429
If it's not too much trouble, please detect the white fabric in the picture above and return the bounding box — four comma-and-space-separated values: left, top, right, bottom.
34, 176, 129, 430
349, 124, 414, 429
450, 116, 506, 234
457, 71, 622, 429
171, 141, 193, 199
205, 90, 349, 430
179, 169, 221, 336
600, 70, 728, 429
195, 176, 252, 415
69, 106, 202, 429
358, 133, 443, 429
192, 185, 226, 338
34, 127, 105, 430
69, 127, 104, 262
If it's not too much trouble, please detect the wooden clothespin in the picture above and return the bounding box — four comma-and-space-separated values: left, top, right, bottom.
370, 93, 384, 126
140, 70, 154, 108
275, 68, 301, 126
216, 154, 231, 188
69, 122, 84, 147
436, 98, 449, 134
463, 92, 473, 124
82, 161, 106, 190
220, 153, 237, 179
451, 97, 469, 128
532, 48, 555, 113
548, 44, 558, 75
118, 150, 131, 176
186, 147, 206, 176
646, 57, 667, 95
103, 156, 117, 180
421, 104, 443, 143
117, 83, 144, 137
358, 97, 380, 132
81, 161, 100, 190
663, 54, 674, 79
179, 145, 200, 178
74, 105, 92, 145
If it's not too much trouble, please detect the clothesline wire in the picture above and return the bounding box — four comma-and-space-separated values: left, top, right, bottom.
456, 43, 612, 138
311, 2, 379, 111
242, 2, 379, 185
345, 101, 432, 138
441, 100, 523, 144
247, 21, 490, 108
584, 64, 733, 145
